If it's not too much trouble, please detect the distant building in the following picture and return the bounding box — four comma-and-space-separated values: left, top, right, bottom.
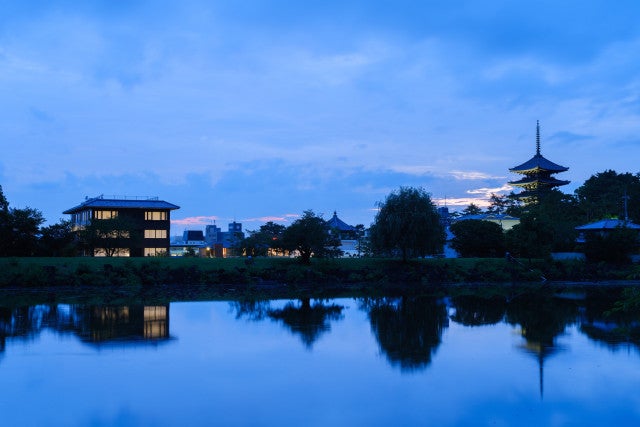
206, 221, 244, 250
63, 195, 179, 257
183, 230, 205, 244
171, 221, 245, 257
509, 121, 569, 204
326, 211, 362, 257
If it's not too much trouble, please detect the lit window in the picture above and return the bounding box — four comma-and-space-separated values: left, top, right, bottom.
94, 248, 130, 257
145, 211, 167, 221
144, 229, 168, 239
95, 210, 118, 220
144, 248, 166, 256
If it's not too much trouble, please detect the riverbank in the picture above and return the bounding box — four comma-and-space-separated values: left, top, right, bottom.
2, 256, 640, 291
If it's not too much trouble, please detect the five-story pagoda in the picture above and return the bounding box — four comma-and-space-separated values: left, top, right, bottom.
509, 121, 569, 204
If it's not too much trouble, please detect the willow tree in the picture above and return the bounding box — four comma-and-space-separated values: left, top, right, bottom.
370, 187, 445, 261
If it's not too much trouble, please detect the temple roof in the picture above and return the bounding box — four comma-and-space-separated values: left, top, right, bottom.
508, 176, 570, 187
575, 219, 640, 231
326, 211, 355, 231
64, 195, 179, 214
509, 121, 569, 174
509, 154, 569, 174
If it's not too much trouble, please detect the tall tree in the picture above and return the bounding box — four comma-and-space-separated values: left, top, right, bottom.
281, 210, 341, 263
486, 193, 523, 216
241, 221, 286, 256
461, 203, 483, 216
370, 187, 445, 261
38, 219, 79, 257
575, 170, 640, 223
5, 207, 45, 256
450, 219, 506, 257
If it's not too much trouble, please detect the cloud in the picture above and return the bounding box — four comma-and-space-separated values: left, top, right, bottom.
467, 185, 514, 198
170, 216, 219, 226
433, 197, 492, 209
449, 171, 505, 181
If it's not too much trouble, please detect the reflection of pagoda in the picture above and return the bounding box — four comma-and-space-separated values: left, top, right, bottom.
509, 121, 569, 204
517, 337, 561, 399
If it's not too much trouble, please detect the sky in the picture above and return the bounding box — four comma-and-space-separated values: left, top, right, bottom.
2, 0, 640, 235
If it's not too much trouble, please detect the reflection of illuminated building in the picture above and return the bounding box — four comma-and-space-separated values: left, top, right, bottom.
72, 305, 171, 345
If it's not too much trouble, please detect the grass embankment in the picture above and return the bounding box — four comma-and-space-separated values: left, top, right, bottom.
2, 255, 640, 290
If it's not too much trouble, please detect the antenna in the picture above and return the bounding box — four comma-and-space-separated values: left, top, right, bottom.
623, 191, 630, 221
536, 120, 541, 156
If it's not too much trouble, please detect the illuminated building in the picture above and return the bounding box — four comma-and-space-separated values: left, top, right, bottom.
63, 194, 179, 257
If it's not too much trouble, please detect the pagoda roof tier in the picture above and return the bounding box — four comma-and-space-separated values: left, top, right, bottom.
508, 176, 570, 188
509, 154, 569, 174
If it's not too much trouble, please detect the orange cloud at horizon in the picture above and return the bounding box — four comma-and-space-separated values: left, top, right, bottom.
171, 215, 220, 226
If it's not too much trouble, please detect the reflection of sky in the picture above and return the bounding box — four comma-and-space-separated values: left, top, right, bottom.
0, 300, 639, 426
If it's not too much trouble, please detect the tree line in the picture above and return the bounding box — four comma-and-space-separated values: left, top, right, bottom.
2, 169, 640, 262
451, 169, 640, 263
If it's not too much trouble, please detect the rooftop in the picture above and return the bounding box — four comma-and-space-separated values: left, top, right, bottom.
326, 211, 355, 232
63, 194, 180, 214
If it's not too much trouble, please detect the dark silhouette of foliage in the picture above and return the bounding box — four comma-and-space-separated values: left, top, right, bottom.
450, 219, 506, 257
461, 203, 482, 215
38, 219, 79, 256
281, 210, 342, 263
370, 187, 445, 261
80, 215, 142, 257
364, 296, 448, 372
583, 227, 638, 264
241, 221, 286, 256
575, 170, 640, 223
450, 295, 507, 326
267, 298, 344, 349
0, 186, 45, 256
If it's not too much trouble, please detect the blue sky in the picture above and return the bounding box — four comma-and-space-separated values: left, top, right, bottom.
2, 1, 640, 234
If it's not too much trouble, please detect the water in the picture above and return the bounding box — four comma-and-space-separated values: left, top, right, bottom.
1, 290, 640, 426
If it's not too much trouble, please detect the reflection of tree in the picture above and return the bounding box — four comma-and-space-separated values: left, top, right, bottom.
267, 298, 344, 349
363, 296, 448, 372
450, 295, 506, 326
230, 299, 272, 321
506, 292, 579, 397
579, 291, 640, 351
0, 305, 75, 354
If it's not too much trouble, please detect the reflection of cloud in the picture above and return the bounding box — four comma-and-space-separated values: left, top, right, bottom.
171, 216, 219, 226
450, 170, 505, 180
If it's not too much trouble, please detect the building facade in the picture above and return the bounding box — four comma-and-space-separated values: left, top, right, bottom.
63, 195, 179, 257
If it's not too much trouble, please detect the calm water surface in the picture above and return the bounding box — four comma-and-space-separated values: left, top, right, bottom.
1, 292, 640, 426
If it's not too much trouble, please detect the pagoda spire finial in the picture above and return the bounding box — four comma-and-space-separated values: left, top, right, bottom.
536, 120, 541, 156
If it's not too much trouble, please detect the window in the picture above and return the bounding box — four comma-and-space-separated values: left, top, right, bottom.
144, 229, 167, 239
145, 211, 167, 221
95, 210, 118, 220
144, 248, 166, 256
94, 248, 130, 257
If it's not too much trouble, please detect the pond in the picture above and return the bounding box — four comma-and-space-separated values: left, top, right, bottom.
1, 288, 640, 426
